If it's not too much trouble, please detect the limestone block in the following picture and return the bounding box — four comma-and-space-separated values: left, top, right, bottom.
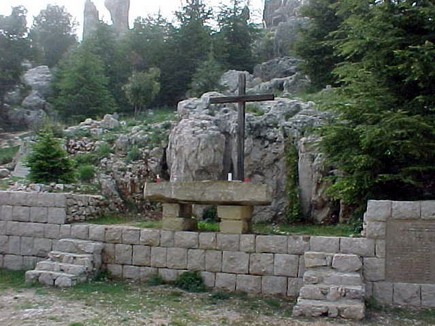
249, 253, 274, 275
365, 200, 392, 222
300, 285, 326, 300
103, 244, 115, 264
8, 192, 28, 206
47, 207, 66, 224
26, 193, 54, 207
122, 227, 141, 244
187, 249, 205, 271
167, 248, 188, 269
20, 237, 33, 256
217, 205, 253, 220
421, 201, 435, 220
174, 231, 199, 248
262, 276, 287, 295
0, 221, 5, 235
6, 221, 21, 236
298, 255, 305, 278
115, 244, 132, 265
0, 235, 8, 253
219, 220, 249, 234
394, 283, 421, 306
53, 193, 67, 207
365, 282, 373, 299
340, 238, 375, 257
105, 226, 123, 243
71, 224, 89, 240
240, 234, 255, 252
421, 284, 435, 308
33, 238, 52, 257
30, 207, 48, 223
236, 274, 262, 293
310, 237, 339, 253
222, 251, 249, 274
363, 257, 385, 281
323, 272, 363, 286
44, 224, 60, 239
23, 223, 44, 238
392, 201, 420, 219
205, 250, 222, 272
162, 203, 192, 218
200, 271, 215, 288
22, 256, 37, 270
162, 217, 197, 231
88, 225, 105, 241
151, 247, 167, 267
123, 265, 141, 280
1, 205, 12, 221
375, 240, 385, 258
159, 268, 178, 282
304, 252, 333, 268
59, 225, 71, 238
199, 232, 216, 249
332, 254, 362, 273
216, 234, 240, 251
274, 254, 299, 277
365, 222, 386, 239
7, 236, 20, 255
4, 254, 23, 270
160, 231, 174, 247
287, 278, 303, 297
215, 273, 236, 291
288, 235, 310, 255
140, 229, 160, 246
140, 267, 158, 281
256, 235, 288, 254
132, 245, 151, 266
107, 264, 123, 278
12, 206, 30, 222
0, 192, 10, 205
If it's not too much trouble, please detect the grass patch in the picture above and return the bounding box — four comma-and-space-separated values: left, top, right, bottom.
134, 220, 162, 229
0, 146, 20, 164
198, 221, 219, 232
0, 269, 27, 290
253, 223, 357, 237
87, 214, 142, 225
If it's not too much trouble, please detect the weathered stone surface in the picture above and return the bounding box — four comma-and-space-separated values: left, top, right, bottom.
256, 235, 287, 253
394, 283, 421, 306
304, 252, 333, 268
103, 244, 115, 264
132, 245, 151, 266
8, 236, 21, 255
332, 254, 362, 273
187, 249, 205, 271
219, 220, 249, 234
310, 237, 339, 253
240, 234, 255, 252
71, 224, 89, 240
123, 265, 140, 280
216, 234, 239, 251
162, 217, 197, 231
249, 253, 274, 275
363, 258, 385, 282
222, 251, 249, 274
274, 254, 299, 277
236, 274, 262, 293
140, 267, 157, 281
262, 276, 287, 295
288, 278, 303, 297
30, 207, 48, 223
122, 227, 140, 244
23, 66, 52, 97
340, 238, 375, 257
217, 206, 253, 220
33, 238, 52, 257
365, 200, 392, 222
167, 248, 188, 269
145, 181, 272, 206
47, 208, 66, 224
174, 232, 199, 248
107, 264, 122, 278
12, 206, 30, 222
364, 222, 386, 239
4, 254, 23, 270
205, 250, 222, 272
376, 240, 385, 258
88, 225, 105, 241
104, 0, 130, 35
392, 201, 420, 219
150, 247, 167, 268
199, 233, 216, 249
115, 244, 132, 265
140, 229, 160, 246
421, 284, 435, 307
105, 226, 123, 243
20, 237, 33, 256
288, 235, 310, 254
60, 225, 71, 238
162, 203, 192, 218
160, 231, 174, 247
159, 268, 178, 282
215, 273, 236, 291
421, 201, 435, 220
1, 205, 12, 221
83, 0, 99, 39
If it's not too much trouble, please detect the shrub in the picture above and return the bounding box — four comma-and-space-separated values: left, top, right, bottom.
174, 271, 205, 292
97, 143, 112, 159
77, 164, 95, 183
74, 153, 99, 166
0, 146, 20, 165
127, 145, 141, 162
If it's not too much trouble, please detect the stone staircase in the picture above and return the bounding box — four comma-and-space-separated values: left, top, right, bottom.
25, 238, 103, 287
292, 252, 365, 320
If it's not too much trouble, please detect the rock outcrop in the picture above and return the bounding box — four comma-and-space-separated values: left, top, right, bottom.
83, 0, 100, 40
105, 0, 130, 36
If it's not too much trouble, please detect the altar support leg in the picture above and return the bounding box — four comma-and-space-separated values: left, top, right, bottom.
162, 203, 197, 231
217, 205, 253, 234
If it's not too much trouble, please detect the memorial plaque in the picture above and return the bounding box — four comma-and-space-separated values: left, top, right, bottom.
386, 220, 435, 283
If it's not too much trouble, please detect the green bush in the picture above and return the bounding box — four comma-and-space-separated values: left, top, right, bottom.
0, 146, 20, 165
77, 164, 95, 183
74, 153, 99, 166
174, 271, 205, 292
97, 143, 112, 159
202, 205, 218, 223
127, 145, 141, 162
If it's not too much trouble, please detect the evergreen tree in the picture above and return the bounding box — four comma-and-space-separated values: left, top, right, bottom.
26, 130, 75, 184
189, 51, 224, 97
51, 46, 117, 121
29, 5, 77, 67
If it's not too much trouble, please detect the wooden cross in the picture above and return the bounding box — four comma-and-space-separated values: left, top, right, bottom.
209, 74, 275, 181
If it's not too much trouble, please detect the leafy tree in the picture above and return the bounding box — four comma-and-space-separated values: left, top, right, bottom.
0, 6, 32, 108
189, 51, 224, 97
51, 46, 117, 121
29, 5, 77, 67
214, 0, 259, 71
26, 129, 75, 184
123, 68, 161, 115
320, 0, 435, 211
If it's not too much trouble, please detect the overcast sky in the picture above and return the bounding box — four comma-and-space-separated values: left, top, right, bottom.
0, 0, 265, 38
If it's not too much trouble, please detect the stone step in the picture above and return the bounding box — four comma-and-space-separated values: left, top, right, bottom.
25, 270, 83, 288
303, 269, 363, 286
54, 238, 104, 255
35, 260, 90, 275
299, 284, 365, 301
292, 299, 365, 320
48, 251, 94, 267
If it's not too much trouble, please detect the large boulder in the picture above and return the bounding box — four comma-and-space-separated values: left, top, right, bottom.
83, 0, 100, 40
166, 92, 334, 222
21, 90, 47, 111
254, 56, 303, 81
23, 66, 52, 98
105, 0, 130, 36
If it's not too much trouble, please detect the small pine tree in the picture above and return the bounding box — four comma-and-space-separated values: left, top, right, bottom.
189, 52, 223, 97
26, 130, 75, 184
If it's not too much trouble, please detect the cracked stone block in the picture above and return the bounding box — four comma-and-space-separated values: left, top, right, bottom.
304, 252, 333, 268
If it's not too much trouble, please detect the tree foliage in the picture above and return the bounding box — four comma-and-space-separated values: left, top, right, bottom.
189, 51, 223, 97
29, 5, 77, 67
26, 129, 75, 184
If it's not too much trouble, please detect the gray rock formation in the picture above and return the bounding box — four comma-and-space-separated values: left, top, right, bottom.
83, 0, 100, 40
105, 0, 130, 36
167, 92, 333, 222
23, 66, 52, 98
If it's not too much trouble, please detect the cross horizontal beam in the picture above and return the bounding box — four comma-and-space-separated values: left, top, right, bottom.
209, 94, 275, 104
